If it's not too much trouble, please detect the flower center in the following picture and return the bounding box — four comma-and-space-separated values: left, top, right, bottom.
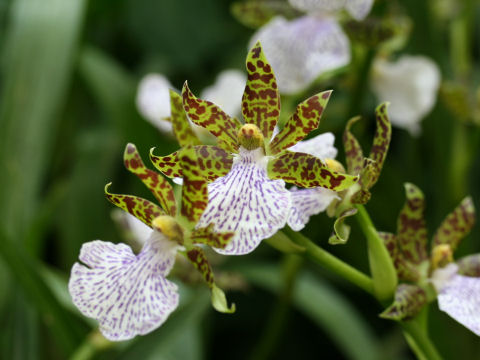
325, 158, 346, 173
237, 124, 264, 150
152, 215, 184, 244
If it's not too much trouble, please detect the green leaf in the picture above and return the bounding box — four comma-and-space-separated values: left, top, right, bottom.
329, 208, 358, 245
268, 151, 359, 190
269, 91, 332, 154
242, 41, 280, 140
396, 183, 429, 265
124, 143, 177, 216
0, 0, 87, 237
380, 284, 427, 321
432, 196, 476, 251
241, 264, 382, 360
182, 82, 241, 152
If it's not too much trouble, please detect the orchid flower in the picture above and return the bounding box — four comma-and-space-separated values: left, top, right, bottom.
249, 0, 374, 94
136, 70, 246, 134
371, 55, 441, 136
379, 183, 479, 336
69, 144, 235, 341
149, 42, 359, 255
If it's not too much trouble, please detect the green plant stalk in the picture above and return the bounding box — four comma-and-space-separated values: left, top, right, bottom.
284, 228, 374, 295
401, 319, 443, 360
355, 204, 397, 301
70, 330, 113, 360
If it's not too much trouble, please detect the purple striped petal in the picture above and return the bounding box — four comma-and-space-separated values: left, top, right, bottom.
250, 16, 350, 94
197, 147, 291, 255
69, 232, 180, 341
437, 274, 480, 336
288, 132, 338, 160
288, 187, 339, 231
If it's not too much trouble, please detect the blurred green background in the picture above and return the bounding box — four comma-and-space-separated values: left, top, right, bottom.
0, 0, 479, 359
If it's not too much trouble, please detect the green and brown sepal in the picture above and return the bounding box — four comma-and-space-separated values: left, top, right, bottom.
380, 284, 427, 321
169, 90, 201, 147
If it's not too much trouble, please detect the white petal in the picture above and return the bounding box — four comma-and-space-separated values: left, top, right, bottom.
288, 187, 339, 231
200, 69, 246, 117
112, 211, 152, 248
288, 0, 346, 14
371, 55, 441, 136
197, 147, 291, 255
345, 0, 374, 20
136, 74, 173, 133
250, 16, 350, 94
69, 232, 181, 341
437, 274, 480, 335
288, 132, 337, 160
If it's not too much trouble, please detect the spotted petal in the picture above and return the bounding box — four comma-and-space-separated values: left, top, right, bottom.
169, 90, 201, 147
242, 41, 280, 139
396, 183, 428, 265
432, 197, 476, 252
343, 116, 364, 175
105, 183, 164, 227
368, 103, 391, 185
437, 274, 480, 335
180, 146, 208, 225
267, 151, 358, 190
150, 149, 183, 179
380, 284, 427, 321
288, 132, 338, 160
288, 187, 338, 231
68, 232, 180, 341
190, 224, 235, 250
182, 82, 241, 152
197, 147, 291, 255
124, 143, 176, 216
269, 91, 332, 154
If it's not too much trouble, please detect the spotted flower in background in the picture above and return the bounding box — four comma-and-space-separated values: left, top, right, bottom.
248, 0, 374, 94
136, 69, 246, 134
379, 183, 479, 335
69, 144, 235, 341
371, 55, 441, 136
150, 42, 358, 255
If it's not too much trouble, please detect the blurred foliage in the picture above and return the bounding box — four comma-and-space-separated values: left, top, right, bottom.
0, 0, 479, 359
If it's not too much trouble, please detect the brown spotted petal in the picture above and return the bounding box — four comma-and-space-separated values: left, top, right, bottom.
351, 158, 378, 204
343, 116, 364, 175
380, 284, 427, 321
379, 231, 421, 282
185, 247, 235, 313
169, 90, 201, 147
242, 41, 280, 140
368, 102, 392, 184
432, 196, 476, 252
396, 183, 428, 265
179, 146, 208, 225
269, 90, 332, 154
150, 148, 183, 179
104, 183, 165, 227
328, 208, 358, 245
457, 254, 480, 277
190, 224, 235, 250
267, 151, 359, 191
182, 82, 241, 152
124, 143, 177, 216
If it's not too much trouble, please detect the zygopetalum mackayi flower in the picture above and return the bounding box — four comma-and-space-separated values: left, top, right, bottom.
68, 144, 235, 341
327, 102, 392, 244
378, 183, 479, 336
149, 42, 359, 255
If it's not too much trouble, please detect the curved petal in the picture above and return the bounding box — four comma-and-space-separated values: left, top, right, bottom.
437, 274, 480, 335
201, 70, 246, 118
69, 232, 180, 341
288, 132, 337, 160
288, 187, 338, 231
136, 74, 173, 133
197, 147, 291, 255
250, 16, 350, 94
371, 56, 440, 136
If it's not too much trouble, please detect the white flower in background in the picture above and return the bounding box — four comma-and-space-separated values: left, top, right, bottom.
431, 263, 480, 335
250, 0, 374, 94
201, 70, 246, 117
371, 55, 441, 136
136, 74, 173, 133
136, 70, 246, 134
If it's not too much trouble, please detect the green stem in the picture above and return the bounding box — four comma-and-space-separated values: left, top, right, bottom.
355, 204, 397, 301
250, 255, 303, 360
284, 228, 374, 295
69, 330, 112, 360
401, 319, 443, 360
